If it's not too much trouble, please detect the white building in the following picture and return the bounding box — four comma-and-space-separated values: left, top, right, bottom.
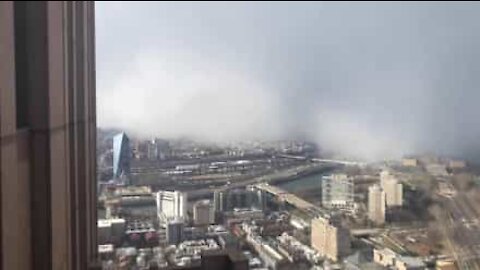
380, 171, 403, 207
368, 185, 386, 225
157, 190, 187, 224
193, 200, 214, 226
321, 174, 354, 210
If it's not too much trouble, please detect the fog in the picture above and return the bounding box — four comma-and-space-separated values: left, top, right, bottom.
96, 2, 480, 161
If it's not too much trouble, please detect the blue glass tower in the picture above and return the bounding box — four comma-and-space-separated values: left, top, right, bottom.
113, 132, 131, 178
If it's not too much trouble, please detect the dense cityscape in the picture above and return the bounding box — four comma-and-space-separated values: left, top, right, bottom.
96, 129, 480, 270
3, 2, 480, 270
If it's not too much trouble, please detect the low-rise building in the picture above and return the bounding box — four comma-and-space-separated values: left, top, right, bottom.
247, 235, 291, 270
448, 160, 466, 169
436, 258, 457, 270
98, 218, 126, 245
402, 158, 418, 167
373, 248, 425, 270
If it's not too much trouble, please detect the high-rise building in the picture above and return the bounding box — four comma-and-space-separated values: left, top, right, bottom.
368, 185, 386, 225
193, 200, 214, 226
156, 190, 187, 224
214, 190, 225, 212
380, 171, 403, 207
113, 132, 131, 179
311, 216, 351, 262
322, 174, 354, 209
147, 138, 170, 160
166, 219, 185, 245
0, 2, 97, 269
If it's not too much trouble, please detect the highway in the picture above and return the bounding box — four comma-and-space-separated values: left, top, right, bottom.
186, 163, 339, 200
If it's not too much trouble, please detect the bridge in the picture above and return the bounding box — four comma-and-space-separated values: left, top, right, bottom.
253, 183, 317, 210
277, 154, 364, 166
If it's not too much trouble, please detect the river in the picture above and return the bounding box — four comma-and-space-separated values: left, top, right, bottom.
276, 171, 328, 193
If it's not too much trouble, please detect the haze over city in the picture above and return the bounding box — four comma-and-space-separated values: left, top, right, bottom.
4, 2, 480, 270
96, 2, 480, 161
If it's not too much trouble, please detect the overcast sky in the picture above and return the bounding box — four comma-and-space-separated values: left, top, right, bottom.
96, 2, 480, 161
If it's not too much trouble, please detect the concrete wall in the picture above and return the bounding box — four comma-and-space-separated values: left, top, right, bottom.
0, 2, 97, 269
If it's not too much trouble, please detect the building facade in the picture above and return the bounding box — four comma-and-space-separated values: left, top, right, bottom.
311, 216, 351, 261
113, 132, 131, 178
368, 184, 386, 225
156, 190, 187, 224
0, 2, 97, 269
193, 200, 214, 226
166, 219, 185, 245
380, 171, 403, 207
147, 138, 170, 160
321, 174, 354, 209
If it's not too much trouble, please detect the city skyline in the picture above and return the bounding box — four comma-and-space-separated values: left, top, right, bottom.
5, 2, 480, 270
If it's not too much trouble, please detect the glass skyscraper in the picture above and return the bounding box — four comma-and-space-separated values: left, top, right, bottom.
113, 132, 131, 178
321, 174, 354, 209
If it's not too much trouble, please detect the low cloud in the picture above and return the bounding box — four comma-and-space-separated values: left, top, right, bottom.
96, 2, 480, 162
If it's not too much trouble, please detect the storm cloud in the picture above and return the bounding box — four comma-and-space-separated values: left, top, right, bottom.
96, 2, 480, 161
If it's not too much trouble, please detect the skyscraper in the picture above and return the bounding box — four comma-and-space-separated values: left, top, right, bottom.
0, 2, 97, 269
311, 216, 351, 262
380, 171, 403, 207
156, 190, 187, 224
147, 138, 170, 160
368, 184, 386, 225
113, 132, 131, 179
321, 174, 355, 210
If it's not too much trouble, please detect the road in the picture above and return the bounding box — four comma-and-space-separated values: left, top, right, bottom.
186, 163, 338, 200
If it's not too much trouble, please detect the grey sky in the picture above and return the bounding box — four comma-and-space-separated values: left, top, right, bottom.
96, 2, 480, 161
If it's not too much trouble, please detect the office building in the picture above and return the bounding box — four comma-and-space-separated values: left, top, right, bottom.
214, 190, 226, 212
380, 171, 403, 207
322, 174, 354, 209
113, 132, 131, 179
0, 2, 97, 269
368, 185, 386, 225
166, 219, 185, 245
147, 138, 170, 160
311, 216, 351, 261
157, 190, 187, 224
194, 200, 214, 226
